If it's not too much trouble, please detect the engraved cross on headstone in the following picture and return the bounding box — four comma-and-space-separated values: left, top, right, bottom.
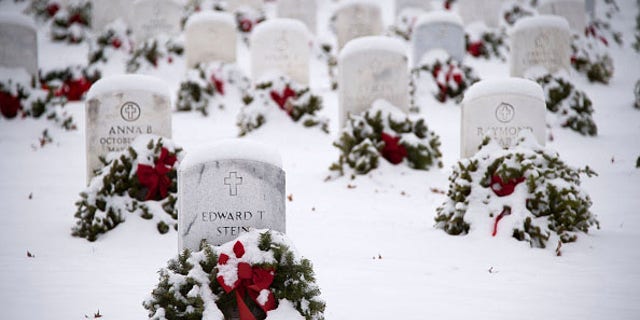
224, 171, 243, 196
125, 105, 137, 118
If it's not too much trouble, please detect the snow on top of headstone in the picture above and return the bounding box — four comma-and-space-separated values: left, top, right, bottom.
510, 15, 570, 34
334, 0, 380, 11
251, 18, 310, 40
133, 0, 180, 5
0, 13, 37, 29
415, 10, 463, 27
539, 0, 585, 5
463, 77, 545, 103
86, 74, 170, 100
185, 10, 235, 29
339, 36, 406, 61
179, 139, 283, 170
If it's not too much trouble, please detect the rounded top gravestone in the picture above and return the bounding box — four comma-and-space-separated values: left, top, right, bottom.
185, 11, 237, 68
460, 77, 546, 158
333, 0, 384, 49
509, 15, 571, 78
412, 10, 465, 65
538, 0, 587, 33
178, 139, 286, 251
277, 0, 317, 34
338, 36, 410, 128
250, 18, 311, 85
85, 74, 172, 183
0, 13, 38, 79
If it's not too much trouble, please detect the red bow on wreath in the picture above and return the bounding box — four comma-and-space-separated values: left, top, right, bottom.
137, 148, 177, 201
217, 241, 277, 320
0, 90, 22, 119
381, 132, 408, 165
270, 86, 296, 114
55, 77, 92, 101
490, 174, 526, 236
211, 74, 225, 95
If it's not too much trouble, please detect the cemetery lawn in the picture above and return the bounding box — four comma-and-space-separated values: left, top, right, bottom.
1, 1, 639, 319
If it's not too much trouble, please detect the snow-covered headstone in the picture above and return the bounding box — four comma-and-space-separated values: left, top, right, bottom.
538, 0, 587, 33
185, 11, 236, 68
0, 14, 38, 79
395, 0, 431, 17
460, 77, 546, 158
333, 1, 384, 49
412, 11, 465, 65
456, 0, 503, 28
177, 140, 286, 250
509, 15, 571, 77
130, 0, 182, 42
85, 75, 172, 183
251, 19, 311, 85
338, 36, 410, 128
227, 0, 263, 11
277, 0, 317, 34
91, 0, 130, 32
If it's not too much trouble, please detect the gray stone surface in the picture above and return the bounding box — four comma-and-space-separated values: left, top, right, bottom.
0, 15, 38, 78
91, 0, 130, 31
457, 0, 503, 28
185, 12, 236, 68
333, 2, 383, 49
412, 13, 465, 65
178, 157, 286, 250
395, 0, 431, 16
131, 0, 182, 42
277, 0, 317, 33
538, 0, 587, 33
85, 76, 172, 183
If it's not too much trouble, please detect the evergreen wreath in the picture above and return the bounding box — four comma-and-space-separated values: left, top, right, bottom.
389, 7, 423, 41
88, 21, 133, 66
330, 100, 443, 177
143, 229, 326, 320
48, 0, 92, 44
571, 31, 614, 84
71, 136, 183, 242
465, 29, 508, 61
40, 65, 101, 102
0, 70, 75, 130
502, 2, 535, 26
126, 36, 184, 73
25, 0, 63, 21
237, 75, 329, 136
434, 132, 599, 250
529, 70, 598, 136
176, 62, 250, 116
412, 51, 480, 103
314, 39, 338, 90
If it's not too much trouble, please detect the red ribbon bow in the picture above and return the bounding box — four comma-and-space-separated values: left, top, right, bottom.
55, 77, 92, 101
0, 91, 22, 119
270, 86, 296, 114
211, 74, 225, 95
217, 241, 276, 320
380, 132, 408, 165
490, 174, 525, 197
136, 148, 177, 201
467, 41, 484, 57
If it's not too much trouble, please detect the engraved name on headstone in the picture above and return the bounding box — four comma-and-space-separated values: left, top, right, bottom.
178, 140, 286, 250
460, 77, 546, 158
85, 74, 172, 183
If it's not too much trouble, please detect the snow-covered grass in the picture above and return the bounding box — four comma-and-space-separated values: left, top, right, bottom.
1, 0, 639, 319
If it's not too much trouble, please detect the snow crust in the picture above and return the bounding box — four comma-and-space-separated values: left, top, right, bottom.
415, 10, 464, 27
339, 36, 407, 61
184, 10, 235, 29
463, 77, 545, 103
86, 74, 171, 100
251, 18, 310, 41
539, 0, 585, 6
0, 12, 36, 29
334, 0, 380, 11
0, 67, 32, 84
179, 139, 283, 170
510, 15, 571, 34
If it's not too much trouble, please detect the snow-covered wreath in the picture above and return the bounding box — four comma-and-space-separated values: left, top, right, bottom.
176, 62, 250, 116
40, 64, 101, 102
434, 132, 599, 251
126, 35, 184, 73
412, 50, 480, 103
330, 100, 443, 177
26, 0, 92, 44
88, 21, 134, 67
570, 23, 617, 84
237, 75, 329, 136
72, 135, 183, 242
0, 68, 75, 130
465, 27, 508, 61
527, 69, 598, 136
143, 229, 326, 320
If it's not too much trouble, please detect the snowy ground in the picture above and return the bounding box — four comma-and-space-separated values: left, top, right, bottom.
1, 1, 640, 319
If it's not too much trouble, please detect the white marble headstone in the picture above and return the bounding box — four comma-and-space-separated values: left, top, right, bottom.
251, 19, 311, 85
0, 14, 38, 78
178, 140, 286, 250
460, 77, 546, 158
185, 11, 236, 68
227, 0, 264, 11
509, 15, 571, 77
456, 0, 503, 28
277, 0, 317, 33
338, 36, 410, 128
85, 75, 172, 183
333, 1, 384, 49
538, 0, 587, 33
585, 0, 595, 19
395, 0, 432, 17
131, 0, 182, 42
91, 0, 130, 32
412, 11, 465, 65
